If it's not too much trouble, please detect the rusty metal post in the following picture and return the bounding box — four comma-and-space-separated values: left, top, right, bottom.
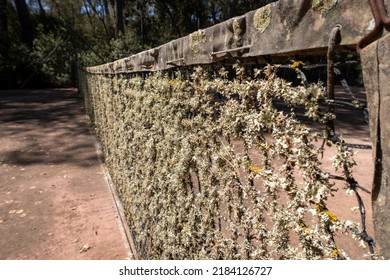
360, 33, 390, 259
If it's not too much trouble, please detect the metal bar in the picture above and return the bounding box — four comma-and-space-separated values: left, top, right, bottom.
166, 58, 184, 65
326, 24, 342, 136
210, 45, 251, 56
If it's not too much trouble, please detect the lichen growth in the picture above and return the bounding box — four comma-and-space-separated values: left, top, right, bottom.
233, 19, 243, 47
189, 30, 206, 53
312, 0, 338, 15
78, 64, 369, 260
286, 29, 291, 41
254, 5, 271, 33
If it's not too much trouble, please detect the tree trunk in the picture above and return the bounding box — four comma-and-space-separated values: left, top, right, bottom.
14, 0, 34, 48
227, 0, 238, 19
114, 0, 125, 38
157, 0, 182, 38
102, 0, 111, 18
102, 0, 115, 37
83, 1, 97, 38
0, 0, 9, 64
36, 0, 46, 16
86, 0, 111, 38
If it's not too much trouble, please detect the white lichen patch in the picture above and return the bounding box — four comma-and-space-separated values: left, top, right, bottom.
254, 5, 271, 33
312, 0, 338, 15
233, 19, 243, 46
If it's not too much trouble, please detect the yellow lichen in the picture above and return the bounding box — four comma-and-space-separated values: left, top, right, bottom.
312, 0, 338, 15
326, 210, 338, 222
254, 5, 271, 33
290, 60, 304, 69
189, 30, 206, 52
249, 165, 262, 174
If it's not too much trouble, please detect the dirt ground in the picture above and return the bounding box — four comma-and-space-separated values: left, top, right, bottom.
0, 89, 133, 260
0, 87, 375, 260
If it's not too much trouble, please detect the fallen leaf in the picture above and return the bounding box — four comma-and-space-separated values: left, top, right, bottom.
80, 244, 91, 253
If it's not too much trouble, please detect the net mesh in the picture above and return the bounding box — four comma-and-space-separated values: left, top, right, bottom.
78, 64, 373, 259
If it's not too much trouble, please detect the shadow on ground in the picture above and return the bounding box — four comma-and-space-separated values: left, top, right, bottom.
0, 88, 130, 260
0, 89, 98, 167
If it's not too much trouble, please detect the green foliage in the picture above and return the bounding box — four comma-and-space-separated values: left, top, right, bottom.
0, 40, 31, 88
1, 0, 280, 88
30, 24, 74, 87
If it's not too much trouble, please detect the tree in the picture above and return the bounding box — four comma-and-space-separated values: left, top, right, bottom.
0, 0, 10, 60
14, 0, 34, 48
36, 0, 46, 16
227, 0, 238, 19
2, 0, 281, 89
114, 0, 125, 37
